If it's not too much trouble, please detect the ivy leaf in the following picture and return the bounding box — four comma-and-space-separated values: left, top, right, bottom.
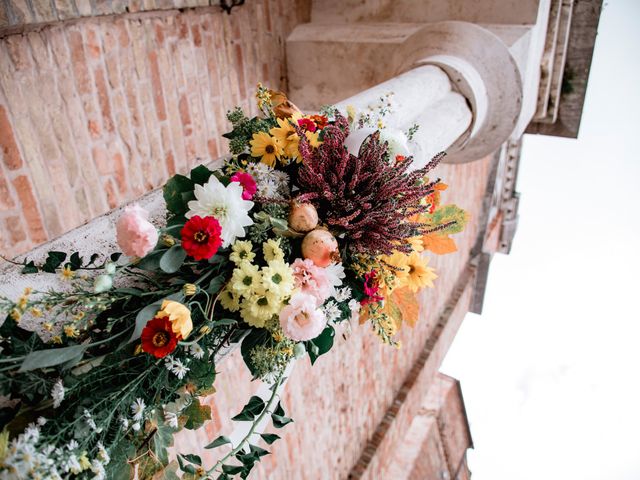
110, 252, 123, 262
190, 165, 214, 185
179, 454, 202, 466
306, 326, 335, 365
271, 402, 293, 428
232, 396, 265, 422
42, 251, 67, 273
183, 398, 212, 430
159, 245, 187, 274
19, 344, 88, 372
69, 252, 83, 270
21, 261, 38, 274
221, 465, 244, 475
205, 435, 231, 449
129, 302, 162, 343
260, 433, 280, 445
163, 174, 194, 215
152, 424, 175, 465
428, 204, 469, 235
249, 444, 269, 457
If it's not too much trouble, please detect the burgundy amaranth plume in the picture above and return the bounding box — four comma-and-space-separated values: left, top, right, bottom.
296, 113, 445, 256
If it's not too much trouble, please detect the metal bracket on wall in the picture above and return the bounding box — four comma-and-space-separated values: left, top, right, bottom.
219, 0, 245, 14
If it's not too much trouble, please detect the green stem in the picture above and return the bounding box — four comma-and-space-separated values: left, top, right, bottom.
206, 372, 284, 475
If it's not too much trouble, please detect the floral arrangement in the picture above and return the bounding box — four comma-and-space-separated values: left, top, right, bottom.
0, 85, 467, 479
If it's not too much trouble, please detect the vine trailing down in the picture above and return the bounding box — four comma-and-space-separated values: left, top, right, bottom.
0, 85, 468, 479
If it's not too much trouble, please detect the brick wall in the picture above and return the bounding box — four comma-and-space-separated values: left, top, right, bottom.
0, 0, 309, 257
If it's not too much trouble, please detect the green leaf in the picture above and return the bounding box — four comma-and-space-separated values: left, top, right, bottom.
271, 402, 293, 429
205, 435, 231, 449
306, 325, 335, 365
211, 318, 237, 327
260, 433, 280, 445
21, 261, 38, 274
180, 454, 202, 466
113, 287, 144, 297
42, 251, 67, 273
187, 358, 216, 392
429, 204, 469, 235
151, 425, 175, 470
232, 396, 265, 422
163, 174, 194, 215
183, 398, 212, 430
135, 250, 164, 271
69, 252, 83, 270
159, 245, 187, 274
190, 165, 214, 185
249, 444, 269, 457
110, 252, 123, 262
206, 274, 226, 295
129, 302, 161, 343
19, 344, 87, 372
240, 329, 271, 378
221, 465, 244, 475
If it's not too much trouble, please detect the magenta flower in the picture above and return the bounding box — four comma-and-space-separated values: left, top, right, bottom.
230, 172, 257, 200
361, 270, 384, 305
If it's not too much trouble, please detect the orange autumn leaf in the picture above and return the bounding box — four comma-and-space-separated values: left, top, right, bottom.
390, 287, 420, 328
422, 233, 458, 255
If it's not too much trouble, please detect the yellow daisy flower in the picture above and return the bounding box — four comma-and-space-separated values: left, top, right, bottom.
399, 251, 437, 292
247, 287, 280, 321
61, 265, 75, 280
230, 240, 255, 265
64, 325, 79, 338
263, 238, 284, 262
230, 261, 261, 297
305, 130, 322, 149
261, 260, 294, 298
270, 117, 301, 162
250, 132, 283, 167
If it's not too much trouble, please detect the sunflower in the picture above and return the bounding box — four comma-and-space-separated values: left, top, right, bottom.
250, 132, 283, 167
399, 251, 437, 292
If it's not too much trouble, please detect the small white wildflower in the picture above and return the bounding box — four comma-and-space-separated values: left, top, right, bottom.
118, 415, 129, 431
334, 286, 352, 302
131, 422, 141, 432
189, 343, 205, 359
348, 299, 361, 323
164, 411, 179, 429
322, 300, 341, 323
66, 439, 79, 451
96, 441, 110, 464
83, 409, 101, 432
36, 416, 47, 426
64, 454, 82, 474
51, 379, 65, 409
130, 398, 145, 422
169, 359, 189, 380
91, 458, 106, 479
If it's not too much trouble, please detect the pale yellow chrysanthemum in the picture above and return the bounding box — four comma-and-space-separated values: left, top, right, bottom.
261, 260, 294, 298
263, 238, 284, 262
230, 240, 255, 265
247, 287, 281, 321
219, 287, 241, 312
230, 261, 261, 297
250, 132, 283, 168
305, 130, 322, 148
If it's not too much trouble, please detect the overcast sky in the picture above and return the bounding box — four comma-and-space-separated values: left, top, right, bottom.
441, 1, 640, 479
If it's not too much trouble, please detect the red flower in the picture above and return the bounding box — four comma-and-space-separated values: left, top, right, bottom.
361, 270, 384, 305
181, 216, 222, 261
230, 172, 257, 200
141, 316, 179, 358
297, 118, 317, 133
309, 114, 329, 130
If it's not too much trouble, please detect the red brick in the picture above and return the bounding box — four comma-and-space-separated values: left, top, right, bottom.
179, 94, 192, 136
86, 28, 101, 60
112, 151, 128, 195
4, 215, 27, 244
92, 146, 111, 174
12, 175, 47, 243
67, 30, 92, 95
0, 168, 15, 211
165, 151, 175, 176
88, 120, 101, 139
5, 37, 33, 71
207, 138, 218, 159
94, 67, 114, 133
0, 105, 23, 171
148, 51, 167, 122
104, 178, 118, 208
116, 20, 130, 48
191, 24, 202, 47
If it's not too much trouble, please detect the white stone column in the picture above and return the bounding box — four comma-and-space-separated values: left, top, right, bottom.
334, 65, 473, 165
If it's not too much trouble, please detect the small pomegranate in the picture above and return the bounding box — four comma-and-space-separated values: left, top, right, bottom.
288, 201, 319, 233
301, 229, 339, 267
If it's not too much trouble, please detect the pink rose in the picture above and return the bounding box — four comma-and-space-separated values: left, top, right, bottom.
115, 204, 158, 257
279, 292, 327, 341
230, 172, 257, 200
291, 258, 332, 306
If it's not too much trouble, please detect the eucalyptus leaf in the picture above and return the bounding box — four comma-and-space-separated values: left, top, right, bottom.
129, 302, 162, 343
19, 344, 88, 372
206, 274, 226, 294
159, 245, 187, 274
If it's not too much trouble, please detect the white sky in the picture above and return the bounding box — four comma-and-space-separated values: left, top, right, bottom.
441, 1, 640, 479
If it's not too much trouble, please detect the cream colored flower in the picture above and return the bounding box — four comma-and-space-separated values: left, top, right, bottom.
263, 238, 284, 262
261, 260, 294, 298
230, 261, 261, 297
230, 240, 255, 265
219, 287, 241, 312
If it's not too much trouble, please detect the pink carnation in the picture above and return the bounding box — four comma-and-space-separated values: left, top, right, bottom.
279, 292, 327, 341
291, 258, 332, 306
230, 172, 257, 200
115, 204, 158, 257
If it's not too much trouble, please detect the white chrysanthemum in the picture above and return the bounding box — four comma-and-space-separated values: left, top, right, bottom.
83, 409, 101, 432
186, 175, 254, 247
334, 286, 352, 302
130, 398, 145, 422
51, 379, 65, 409
324, 262, 345, 297
119, 415, 129, 431
322, 300, 341, 323
131, 422, 141, 432
189, 343, 205, 359
91, 458, 106, 479
169, 358, 189, 379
